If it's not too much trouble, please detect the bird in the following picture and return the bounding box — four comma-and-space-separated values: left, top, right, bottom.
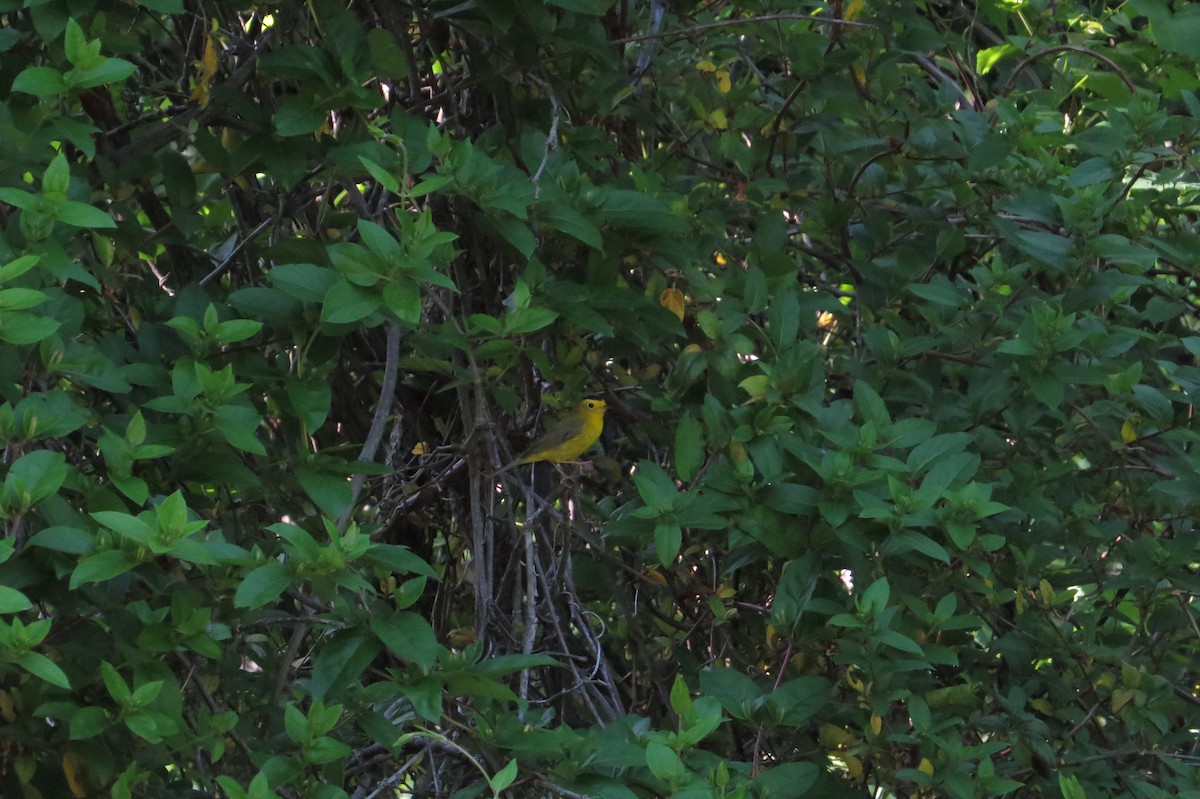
496, 399, 607, 474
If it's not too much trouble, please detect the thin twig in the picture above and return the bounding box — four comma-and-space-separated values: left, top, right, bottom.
361, 751, 425, 799
629, 0, 667, 88
607, 11, 874, 46
530, 88, 562, 193
198, 215, 274, 286
341, 323, 402, 529
1001, 44, 1136, 97
910, 53, 973, 109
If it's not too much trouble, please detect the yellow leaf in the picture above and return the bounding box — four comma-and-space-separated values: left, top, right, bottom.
739, 374, 769, 400
728, 441, 749, 467
0, 689, 14, 721
843, 754, 865, 782
446, 627, 477, 648
659, 287, 685, 320
869, 714, 882, 735
189, 83, 209, 106
918, 757, 935, 776
63, 752, 88, 798
1120, 417, 1138, 444
709, 109, 728, 130
411, 441, 429, 455
1112, 687, 1138, 712
820, 723, 858, 749
716, 70, 732, 93
190, 33, 219, 108
845, 0, 866, 21
201, 35, 218, 81
696, 59, 717, 74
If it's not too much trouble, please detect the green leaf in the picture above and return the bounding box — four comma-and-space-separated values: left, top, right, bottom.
540, 204, 604, 251
645, 741, 685, 782
284, 703, 307, 743
357, 219, 403, 263
5, 449, 68, 509
72, 58, 136, 89
633, 460, 678, 511
908, 277, 966, 308
382, 278, 421, 324
310, 631, 381, 701
0, 585, 32, 613
976, 43, 1018, 74
0, 313, 59, 344
752, 762, 819, 799
136, 0, 185, 11
213, 403, 267, 455
907, 433, 970, 474
673, 412, 703, 482
28, 526, 94, 555
91, 511, 153, 545
359, 156, 399, 193
70, 707, 112, 740
1059, 773, 1086, 799
69, 550, 136, 588
0, 255, 41, 283
700, 667, 763, 720
400, 675, 443, 721
595, 188, 689, 236
1013, 229, 1073, 268
364, 544, 440, 579
275, 96, 326, 136
760, 483, 817, 514
878, 629, 925, 656
1150, 5, 1200, 56
894, 531, 950, 563
490, 759, 519, 793
763, 676, 830, 727
101, 661, 132, 705
547, 0, 614, 13
269, 263, 339, 302
321, 278, 382, 324
43, 153, 70, 196
371, 610, 441, 671
654, 521, 682, 567
17, 651, 70, 689
503, 307, 558, 334
295, 467, 352, 517
859, 576, 890, 616
234, 561, 291, 608
11, 66, 66, 96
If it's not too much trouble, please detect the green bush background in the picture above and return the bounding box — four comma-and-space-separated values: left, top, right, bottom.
2, 1, 1200, 797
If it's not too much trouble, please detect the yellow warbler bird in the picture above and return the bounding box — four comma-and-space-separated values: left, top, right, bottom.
498, 399, 607, 473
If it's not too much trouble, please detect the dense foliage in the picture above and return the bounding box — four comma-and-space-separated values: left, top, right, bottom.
2, 0, 1200, 797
